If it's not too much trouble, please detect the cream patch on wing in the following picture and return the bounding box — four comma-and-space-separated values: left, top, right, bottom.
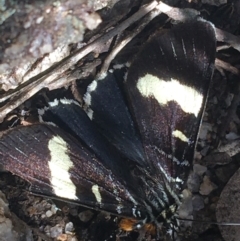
172, 130, 189, 143
136, 74, 203, 117
91, 184, 102, 203
48, 136, 77, 200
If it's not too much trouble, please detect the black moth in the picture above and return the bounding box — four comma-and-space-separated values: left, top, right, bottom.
0, 19, 216, 240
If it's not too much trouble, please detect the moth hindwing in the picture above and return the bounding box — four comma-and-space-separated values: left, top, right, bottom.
0, 19, 216, 240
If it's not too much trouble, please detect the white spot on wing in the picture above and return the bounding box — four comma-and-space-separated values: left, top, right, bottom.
159, 46, 164, 55
87, 109, 93, 120
181, 38, 187, 58
192, 38, 196, 57
59, 98, 80, 106
84, 80, 98, 106
48, 136, 77, 200
38, 108, 45, 123
38, 108, 45, 117
170, 40, 177, 58
181, 160, 189, 166
124, 71, 128, 81
113, 63, 126, 69
91, 184, 102, 203
116, 205, 123, 214
132, 206, 137, 217
137, 75, 203, 117
48, 99, 59, 107
172, 130, 189, 143
84, 80, 98, 119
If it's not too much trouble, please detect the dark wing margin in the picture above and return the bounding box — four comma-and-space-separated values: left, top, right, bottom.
0, 124, 147, 218
125, 19, 216, 186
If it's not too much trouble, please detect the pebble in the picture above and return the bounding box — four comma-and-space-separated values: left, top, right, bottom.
193, 164, 207, 176
178, 189, 193, 218
65, 222, 74, 233
192, 195, 204, 211
187, 172, 201, 193
78, 210, 94, 222
50, 224, 63, 238
46, 210, 53, 217
225, 132, 240, 140
200, 145, 210, 156
199, 122, 212, 140
199, 176, 217, 195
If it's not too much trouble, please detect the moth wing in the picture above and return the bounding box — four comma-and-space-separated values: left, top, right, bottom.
0, 124, 147, 218
125, 20, 216, 187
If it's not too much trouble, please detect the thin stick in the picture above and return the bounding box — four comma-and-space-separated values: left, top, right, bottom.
178, 217, 240, 226
215, 58, 240, 76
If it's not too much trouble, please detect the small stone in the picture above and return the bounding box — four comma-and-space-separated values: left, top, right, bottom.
199, 176, 217, 195
194, 151, 202, 161
46, 210, 53, 218
202, 152, 231, 165
69, 207, 78, 216
193, 164, 207, 176
225, 132, 240, 140
44, 225, 51, 237
182, 189, 192, 199
199, 122, 212, 140
200, 145, 210, 156
51, 204, 59, 214
178, 189, 193, 218
27, 206, 37, 217
50, 225, 63, 238
84, 12, 102, 30
65, 222, 74, 233
57, 234, 67, 241
215, 163, 237, 183
57, 234, 78, 241
71, 237, 78, 241
192, 195, 204, 211
78, 210, 94, 222
187, 172, 201, 193
218, 140, 240, 157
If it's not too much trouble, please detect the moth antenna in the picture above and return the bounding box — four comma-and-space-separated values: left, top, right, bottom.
177, 217, 240, 226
